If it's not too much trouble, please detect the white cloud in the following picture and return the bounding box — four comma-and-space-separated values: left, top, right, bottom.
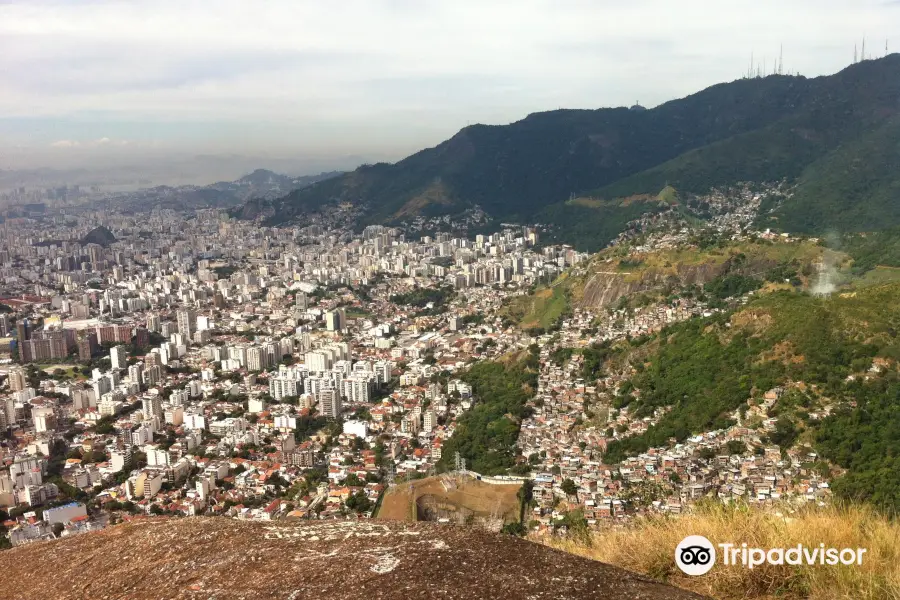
48, 137, 127, 149
49, 140, 80, 148
2, 0, 898, 168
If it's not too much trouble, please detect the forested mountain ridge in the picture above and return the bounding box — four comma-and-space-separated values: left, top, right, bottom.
249, 55, 900, 249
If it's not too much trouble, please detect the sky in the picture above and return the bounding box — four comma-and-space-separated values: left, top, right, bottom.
0, 0, 897, 180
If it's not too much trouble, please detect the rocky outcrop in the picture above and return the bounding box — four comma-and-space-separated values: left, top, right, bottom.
579, 262, 725, 309
80, 226, 116, 247
0, 517, 707, 600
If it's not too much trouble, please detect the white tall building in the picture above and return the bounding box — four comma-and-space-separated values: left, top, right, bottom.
248, 397, 267, 414
146, 445, 171, 467
342, 375, 373, 403
325, 309, 345, 332
304, 351, 331, 372
128, 363, 143, 386
109, 449, 131, 473
423, 410, 436, 433
184, 413, 207, 431
176, 309, 196, 339
274, 414, 298, 430
342, 420, 368, 438
269, 366, 305, 400
142, 396, 163, 421
374, 360, 393, 387
247, 347, 269, 372
318, 389, 342, 420
32, 406, 57, 433
169, 388, 189, 405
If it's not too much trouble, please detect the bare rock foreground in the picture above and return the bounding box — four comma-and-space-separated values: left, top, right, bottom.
0, 517, 707, 600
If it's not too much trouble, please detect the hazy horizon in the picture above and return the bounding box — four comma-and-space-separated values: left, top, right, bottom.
2, 0, 898, 186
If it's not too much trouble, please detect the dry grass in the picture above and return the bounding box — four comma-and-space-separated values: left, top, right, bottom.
538, 502, 900, 600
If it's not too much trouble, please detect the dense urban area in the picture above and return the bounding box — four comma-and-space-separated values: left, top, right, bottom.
0, 176, 853, 550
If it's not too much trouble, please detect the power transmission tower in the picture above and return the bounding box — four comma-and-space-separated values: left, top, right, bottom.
386, 461, 396, 486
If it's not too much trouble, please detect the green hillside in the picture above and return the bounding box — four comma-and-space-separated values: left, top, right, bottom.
601, 282, 900, 509
501, 282, 572, 333
438, 350, 539, 475
245, 56, 900, 250
763, 117, 900, 233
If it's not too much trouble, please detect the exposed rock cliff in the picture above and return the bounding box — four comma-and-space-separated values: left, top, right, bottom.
578, 262, 725, 309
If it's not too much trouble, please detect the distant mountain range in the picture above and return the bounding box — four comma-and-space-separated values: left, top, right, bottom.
108, 169, 344, 212
243, 55, 900, 250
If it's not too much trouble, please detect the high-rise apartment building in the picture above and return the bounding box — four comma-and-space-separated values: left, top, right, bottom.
247, 346, 269, 372
77, 332, 98, 361
142, 396, 163, 421
325, 309, 345, 332
318, 388, 342, 420
7, 366, 27, 392
110, 345, 128, 370
176, 309, 196, 339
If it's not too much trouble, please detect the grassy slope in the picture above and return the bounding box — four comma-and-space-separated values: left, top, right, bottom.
612, 239, 822, 283
501, 282, 572, 330
541, 502, 900, 600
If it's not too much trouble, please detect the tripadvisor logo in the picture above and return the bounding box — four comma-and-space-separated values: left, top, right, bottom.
675, 535, 716, 576
675, 536, 867, 576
